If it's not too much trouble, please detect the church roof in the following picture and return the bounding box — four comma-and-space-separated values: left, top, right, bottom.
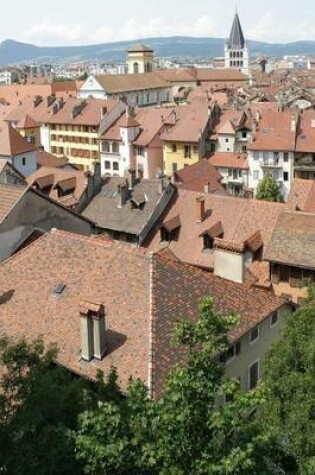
127, 44, 154, 53
228, 13, 246, 49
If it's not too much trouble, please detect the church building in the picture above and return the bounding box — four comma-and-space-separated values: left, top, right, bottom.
224, 12, 250, 76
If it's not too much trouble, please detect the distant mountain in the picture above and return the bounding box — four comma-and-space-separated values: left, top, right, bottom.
1, 37, 315, 65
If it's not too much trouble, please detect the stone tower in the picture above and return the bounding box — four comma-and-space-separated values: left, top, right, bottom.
127, 44, 154, 75
224, 12, 250, 75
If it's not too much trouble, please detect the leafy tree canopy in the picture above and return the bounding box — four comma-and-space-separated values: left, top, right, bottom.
256, 174, 284, 202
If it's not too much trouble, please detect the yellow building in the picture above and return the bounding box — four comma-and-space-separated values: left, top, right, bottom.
161, 101, 216, 176
6, 94, 119, 173
127, 44, 154, 74
163, 141, 200, 175
49, 123, 99, 172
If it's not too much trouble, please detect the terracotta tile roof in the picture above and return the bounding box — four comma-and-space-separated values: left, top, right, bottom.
102, 106, 176, 145
175, 158, 227, 194
296, 110, 315, 153
265, 211, 315, 270
146, 189, 287, 270
6, 96, 118, 127
160, 101, 210, 143
209, 110, 247, 138
209, 152, 249, 170
0, 183, 27, 223
0, 123, 36, 157
36, 150, 69, 168
17, 114, 39, 129
248, 110, 297, 152
95, 73, 168, 94
287, 178, 315, 211
156, 68, 247, 84
26, 166, 87, 206
0, 229, 284, 397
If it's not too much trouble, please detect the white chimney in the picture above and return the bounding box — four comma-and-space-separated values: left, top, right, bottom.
79, 301, 107, 361
214, 240, 245, 284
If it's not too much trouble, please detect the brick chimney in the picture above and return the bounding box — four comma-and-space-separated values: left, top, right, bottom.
79, 301, 107, 361
196, 197, 205, 222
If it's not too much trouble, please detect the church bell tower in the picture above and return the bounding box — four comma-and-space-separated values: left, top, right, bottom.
224, 11, 250, 75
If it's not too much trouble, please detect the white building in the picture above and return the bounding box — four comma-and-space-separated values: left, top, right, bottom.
247, 111, 296, 200
224, 12, 250, 76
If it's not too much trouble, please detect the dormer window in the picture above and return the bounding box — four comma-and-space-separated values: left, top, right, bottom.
200, 221, 224, 252
203, 234, 214, 250
160, 215, 181, 242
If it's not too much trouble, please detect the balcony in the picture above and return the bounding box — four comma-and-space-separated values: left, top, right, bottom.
259, 158, 282, 168
294, 157, 315, 172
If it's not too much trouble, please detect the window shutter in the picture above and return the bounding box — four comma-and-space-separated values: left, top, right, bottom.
272, 264, 280, 284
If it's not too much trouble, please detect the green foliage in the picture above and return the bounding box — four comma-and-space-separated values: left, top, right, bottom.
75, 297, 274, 474
260, 289, 315, 474
256, 174, 284, 202
0, 337, 115, 475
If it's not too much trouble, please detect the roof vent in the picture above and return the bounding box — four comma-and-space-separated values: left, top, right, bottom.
54, 283, 66, 294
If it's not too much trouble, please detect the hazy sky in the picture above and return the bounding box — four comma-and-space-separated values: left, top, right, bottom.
4, 0, 315, 46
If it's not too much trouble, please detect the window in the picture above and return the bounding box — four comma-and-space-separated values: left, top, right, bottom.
172, 162, 177, 173
203, 234, 214, 250
249, 361, 259, 390
270, 312, 278, 327
284, 171, 289, 181
283, 152, 289, 162
253, 151, 259, 160
273, 170, 279, 180
136, 146, 145, 156
113, 162, 119, 171
253, 170, 259, 181
184, 145, 191, 158
233, 169, 238, 179
225, 138, 229, 143
193, 145, 198, 155
104, 161, 110, 169
242, 131, 247, 139
133, 62, 139, 74
102, 141, 110, 153
220, 341, 241, 364
112, 142, 119, 153
172, 144, 177, 153
263, 151, 269, 161
22, 157, 26, 166
279, 265, 290, 283
250, 327, 259, 343
273, 151, 279, 163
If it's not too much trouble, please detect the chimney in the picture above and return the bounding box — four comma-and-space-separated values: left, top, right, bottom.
204, 182, 210, 194
196, 197, 205, 223
158, 174, 166, 194
79, 301, 107, 361
101, 106, 107, 118
126, 168, 136, 189
118, 182, 128, 207
291, 113, 297, 133
213, 240, 245, 284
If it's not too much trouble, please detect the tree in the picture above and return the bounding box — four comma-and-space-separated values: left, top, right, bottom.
260, 288, 315, 474
0, 338, 98, 475
76, 297, 276, 475
256, 175, 284, 202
